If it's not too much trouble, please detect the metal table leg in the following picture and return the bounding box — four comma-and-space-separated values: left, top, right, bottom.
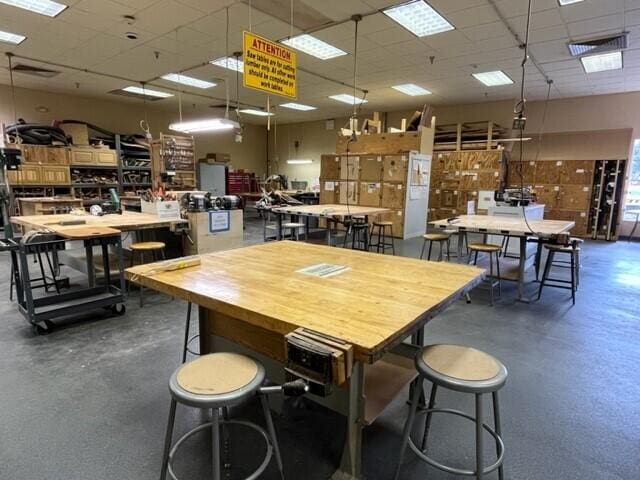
332, 361, 365, 480
276, 212, 283, 241
517, 236, 531, 303
85, 243, 95, 287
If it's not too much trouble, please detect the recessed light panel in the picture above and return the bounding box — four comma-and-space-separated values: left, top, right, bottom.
472, 70, 514, 86
122, 86, 173, 98
281, 34, 347, 60
238, 108, 273, 117
558, 0, 584, 5
210, 57, 244, 73
280, 102, 316, 111
0, 0, 67, 17
382, 0, 454, 38
329, 94, 369, 105
392, 83, 432, 96
161, 73, 216, 89
581, 51, 623, 73
0, 29, 26, 44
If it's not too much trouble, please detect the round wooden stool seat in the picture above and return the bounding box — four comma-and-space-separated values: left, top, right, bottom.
130, 241, 166, 251
373, 221, 393, 227
417, 344, 507, 393
468, 243, 502, 253
176, 353, 259, 396
282, 222, 305, 229
423, 233, 449, 242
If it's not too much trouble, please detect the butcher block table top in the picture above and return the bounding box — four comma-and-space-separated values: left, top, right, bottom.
430, 214, 575, 238
11, 210, 186, 235
271, 204, 389, 218
126, 241, 484, 363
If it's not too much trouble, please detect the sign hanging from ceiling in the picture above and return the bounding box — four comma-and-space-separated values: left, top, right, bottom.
243, 31, 297, 99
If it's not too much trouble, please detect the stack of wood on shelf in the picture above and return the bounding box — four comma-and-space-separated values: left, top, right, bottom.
434, 121, 510, 151
429, 150, 507, 221
320, 127, 435, 238
507, 159, 596, 238
151, 133, 196, 190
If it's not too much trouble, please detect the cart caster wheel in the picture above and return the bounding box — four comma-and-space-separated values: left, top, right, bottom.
33, 323, 51, 335
112, 304, 126, 316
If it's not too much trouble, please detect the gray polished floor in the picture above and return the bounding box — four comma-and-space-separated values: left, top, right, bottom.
1, 220, 638, 480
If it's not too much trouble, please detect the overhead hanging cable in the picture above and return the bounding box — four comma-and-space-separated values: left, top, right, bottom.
6, 53, 18, 127
175, 29, 183, 122
225, 6, 230, 120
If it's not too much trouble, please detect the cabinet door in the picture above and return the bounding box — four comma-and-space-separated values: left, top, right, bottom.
382, 155, 408, 182
46, 147, 70, 165
94, 151, 117, 165
41, 166, 70, 185
320, 155, 341, 179
71, 149, 94, 165
21, 145, 47, 164
359, 155, 382, 181
381, 182, 405, 209
359, 182, 381, 207
20, 165, 41, 184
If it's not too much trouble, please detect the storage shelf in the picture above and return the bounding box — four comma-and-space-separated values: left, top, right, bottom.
72, 183, 119, 188
70, 164, 118, 169
122, 166, 151, 171
122, 183, 151, 187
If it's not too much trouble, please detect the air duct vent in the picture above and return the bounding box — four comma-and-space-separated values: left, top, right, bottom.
568, 33, 628, 57
10, 63, 60, 78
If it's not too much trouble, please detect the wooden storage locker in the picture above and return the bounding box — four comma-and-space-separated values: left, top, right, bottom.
443, 151, 461, 171
337, 181, 358, 205
440, 190, 457, 208
534, 160, 563, 184
11, 165, 41, 185
460, 150, 502, 171
70, 148, 95, 165
94, 150, 118, 166
359, 155, 382, 181
377, 209, 404, 236
43, 147, 70, 165
382, 155, 408, 182
320, 154, 341, 179
430, 169, 443, 189
40, 166, 70, 185
457, 190, 479, 212
534, 185, 559, 209
320, 180, 338, 204
458, 172, 498, 190
20, 145, 47, 164
381, 182, 405, 209
560, 160, 595, 185
359, 182, 381, 207
340, 156, 359, 180
557, 185, 591, 210
429, 189, 441, 209
508, 160, 537, 187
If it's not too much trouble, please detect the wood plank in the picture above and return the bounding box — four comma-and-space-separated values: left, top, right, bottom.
126, 241, 484, 363
336, 131, 420, 154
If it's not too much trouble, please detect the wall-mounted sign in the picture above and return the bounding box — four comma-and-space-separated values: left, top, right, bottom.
243, 31, 297, 99
209, 210, 230, 233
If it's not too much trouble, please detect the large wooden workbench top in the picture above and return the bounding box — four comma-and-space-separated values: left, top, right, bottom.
126, 241, 484, 362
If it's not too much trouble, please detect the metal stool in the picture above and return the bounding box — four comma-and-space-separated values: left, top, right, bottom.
282, 222, 306, 241
160, 352, 306, 480
370, 221, 395, 255
445, 230, 469, 260
468, 243, 502, 306
420, 233, 450, 261
343, 217, 370, 251
537, 240, 581, 305
395, 344, 507, 480
130, 241, 166, 307
181, 302, 200, 363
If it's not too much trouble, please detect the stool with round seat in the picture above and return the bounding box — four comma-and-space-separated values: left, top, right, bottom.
468, 243, 502, 305
420, 233, 451, 261
394, 344, 507, 480
160, 352, 307, 480
537, 238, 582, 305
129, 241, 166, 307
343, 216, 370, 251
370, 221, 395, 255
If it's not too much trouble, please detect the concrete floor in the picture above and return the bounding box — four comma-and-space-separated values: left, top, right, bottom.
1, 219, 639, 480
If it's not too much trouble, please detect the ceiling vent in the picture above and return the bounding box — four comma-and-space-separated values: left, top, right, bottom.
567, 33, 628, 57
10, 63, 60, 78
108, 89, 165, 101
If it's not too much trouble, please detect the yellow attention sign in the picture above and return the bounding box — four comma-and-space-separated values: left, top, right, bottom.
243, 31, 297, 99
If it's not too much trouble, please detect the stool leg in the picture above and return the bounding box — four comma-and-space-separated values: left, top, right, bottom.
537, 251, 554, 301
570, 250, 576, 305
182, 302, 192, 363
139, 252, 144, 308
390, 228, 396, 255
420, 384, 438, 451
437, 241, 443, 262
45, 251, 60, 294
446, 239, 451, 261
261, 395, 285, 480
576, 249, 581, 289
393, 377, 423, 480
489, 252, 494, 307
380, 228, 386, 254
427, 241, 433, 261
36, 252, 49, 292
476, 393, 484, 480
212, 408, 221, 480
159, 399, 177, 480
493, 391, 505, 480
10, 261, 14, 301
473, 250, 479, 265
496, 253, 502, 297
420, 239, 426, 259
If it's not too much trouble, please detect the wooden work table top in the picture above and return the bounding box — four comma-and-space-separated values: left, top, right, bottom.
430, 214, 575, 238
11, 210, 187, 234
126, 241, 484, 363
17, 197, 82, 203
272, 204, 389, 218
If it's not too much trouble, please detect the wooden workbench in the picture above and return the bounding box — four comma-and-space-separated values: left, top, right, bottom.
430, 214, 575, 301
271, 204, 390, 244
126, 241, 484, 479
17, 197, 84, 216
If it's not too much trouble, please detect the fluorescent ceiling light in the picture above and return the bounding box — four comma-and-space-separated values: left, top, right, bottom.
169, 118, 239, 134
0, 0, 67, 17
0, 29, 26, 44
329, 94, 369, 105
161, 73, 216, 89
280, 102, 316, 111
383, 0, 454, 38
472, 70, 514, 86
287, 159, 313, 165
281, 34, 347, 60
210, 56, 244, 72
238, 108, 273, 117
581, 51, 623, 73
122, 86, 173, 98
392, 83, 432, 96
558, 0, 583, 5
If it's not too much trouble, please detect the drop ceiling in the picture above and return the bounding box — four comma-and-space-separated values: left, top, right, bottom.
1, 0, 640, 125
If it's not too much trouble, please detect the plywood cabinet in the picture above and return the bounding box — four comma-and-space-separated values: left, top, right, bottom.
359, 182, 381, 207
41, 166, 71, 185
19, 145, 70, 165
70, 147, 117, 166
382, 155, 408, 182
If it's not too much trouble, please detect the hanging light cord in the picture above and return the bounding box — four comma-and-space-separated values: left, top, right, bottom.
225, 7, 230, 119
7, 53, 18, 128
